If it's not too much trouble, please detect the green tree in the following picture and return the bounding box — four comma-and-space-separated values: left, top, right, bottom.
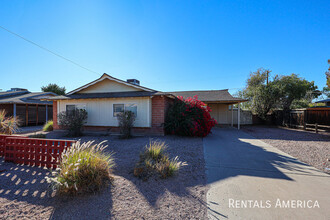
272, 74, 319, 111
241, 68, 280, 120
322, 87, 330, 98
41, 83, 66, 95
240, 69, 319, 119
322, 59, 330, 98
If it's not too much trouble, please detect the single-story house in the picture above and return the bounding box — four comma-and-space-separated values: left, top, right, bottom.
49, 73, 246, 135
315, 98, 330, 106
0, 88, 56, 126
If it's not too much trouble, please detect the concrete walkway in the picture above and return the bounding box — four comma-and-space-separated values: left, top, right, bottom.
16, 126, 43, 134
204, 128, 330, 220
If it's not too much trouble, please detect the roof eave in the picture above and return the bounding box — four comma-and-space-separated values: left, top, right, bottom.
203, 99, 248, 104
67, 73, 156, 95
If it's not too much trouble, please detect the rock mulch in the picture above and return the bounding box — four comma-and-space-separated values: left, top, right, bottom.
242, 126, 330, 174
0, 134, 208, 219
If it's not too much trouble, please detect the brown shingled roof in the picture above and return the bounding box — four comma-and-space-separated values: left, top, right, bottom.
168, 90, 247, 103
0, 92, 56, 104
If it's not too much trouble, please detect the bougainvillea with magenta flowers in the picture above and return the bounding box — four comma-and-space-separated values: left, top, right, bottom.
164, 95, 217, 137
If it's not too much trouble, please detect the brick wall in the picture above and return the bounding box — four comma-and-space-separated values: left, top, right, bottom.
151, 95, 173, 135
53, 101, 59, 129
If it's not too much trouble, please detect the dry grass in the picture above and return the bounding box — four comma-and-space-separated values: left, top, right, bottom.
0, 110, 20, 134
134, 140, 187, 179
0, 135, 208, 219
46, 140, 115, 195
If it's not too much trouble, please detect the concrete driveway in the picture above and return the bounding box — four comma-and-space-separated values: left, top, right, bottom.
204, 128, 330, 220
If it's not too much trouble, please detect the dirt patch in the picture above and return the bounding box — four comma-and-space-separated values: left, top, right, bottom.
0, 135, 208, 219
242, 126, 330, 174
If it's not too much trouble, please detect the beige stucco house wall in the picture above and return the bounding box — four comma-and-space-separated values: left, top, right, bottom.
54, 74, 155, 128
57, 97, 152, 127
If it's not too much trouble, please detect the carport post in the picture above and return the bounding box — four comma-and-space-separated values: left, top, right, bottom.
237, 103, 240, 130
231, 104, 233, 127
46, 105, 48, 122
13, 103, 16, 118
13, 103, 17, 126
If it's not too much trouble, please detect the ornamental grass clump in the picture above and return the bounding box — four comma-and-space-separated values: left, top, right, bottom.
46, 140, 115, 195
134, 140, 186, 179
0, 110, 20, 135
43, 120, 53, 132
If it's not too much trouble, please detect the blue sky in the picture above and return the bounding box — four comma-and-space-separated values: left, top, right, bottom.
0, 0, 329, 94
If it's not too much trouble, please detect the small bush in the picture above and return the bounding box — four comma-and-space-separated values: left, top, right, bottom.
117, 111, 136, 138
43, 120, 53, 132
0, 110, 20, 134
165, 95, 217, 137
46, 140, 114, 195
29, 133, 46, 138
134, 140, 186, 179
58, 108, 88, 137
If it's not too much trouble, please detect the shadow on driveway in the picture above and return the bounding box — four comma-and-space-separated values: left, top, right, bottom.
204, 127, 330, 219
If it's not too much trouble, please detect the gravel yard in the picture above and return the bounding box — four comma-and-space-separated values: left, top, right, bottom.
0, 135, 208, 219
242, 126, 330, 174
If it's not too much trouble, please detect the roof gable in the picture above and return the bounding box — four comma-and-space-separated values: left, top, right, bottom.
67, 73, 155, 95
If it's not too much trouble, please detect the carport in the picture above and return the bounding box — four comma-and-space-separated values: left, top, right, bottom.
0, 89, 56, 126
169, 90, 247, 129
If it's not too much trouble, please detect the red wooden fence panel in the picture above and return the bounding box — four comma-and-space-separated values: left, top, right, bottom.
3, 136, 75, 169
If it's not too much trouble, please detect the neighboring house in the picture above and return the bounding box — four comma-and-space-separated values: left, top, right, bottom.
315, 98, 330, 106
49, 73, 246, 135
0, 88, 56, 126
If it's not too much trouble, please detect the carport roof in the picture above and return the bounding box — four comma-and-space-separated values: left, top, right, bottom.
168, 89, 247, 104
0, 91, 56, 104
315, 98, 330, 103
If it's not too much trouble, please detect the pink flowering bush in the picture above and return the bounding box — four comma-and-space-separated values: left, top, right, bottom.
165, 95, 217, 137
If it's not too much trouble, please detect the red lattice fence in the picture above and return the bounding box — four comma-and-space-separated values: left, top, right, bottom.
0, 135, 75, 169
0, 135, 26, 157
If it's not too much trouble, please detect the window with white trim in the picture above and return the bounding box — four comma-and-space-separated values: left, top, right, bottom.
125, 103, 137, 116
113, 104, 124, 117
113, 103, 137, 117
66, 104, 86, 116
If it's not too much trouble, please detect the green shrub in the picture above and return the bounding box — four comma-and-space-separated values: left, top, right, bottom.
0, 110, 20, 134
58, 108, 88, 137
43, 120, 53, 132
46, 140, 115, 195
117, 111, 136, 138
29, 133, 46, 138
134, 140, 186, 179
